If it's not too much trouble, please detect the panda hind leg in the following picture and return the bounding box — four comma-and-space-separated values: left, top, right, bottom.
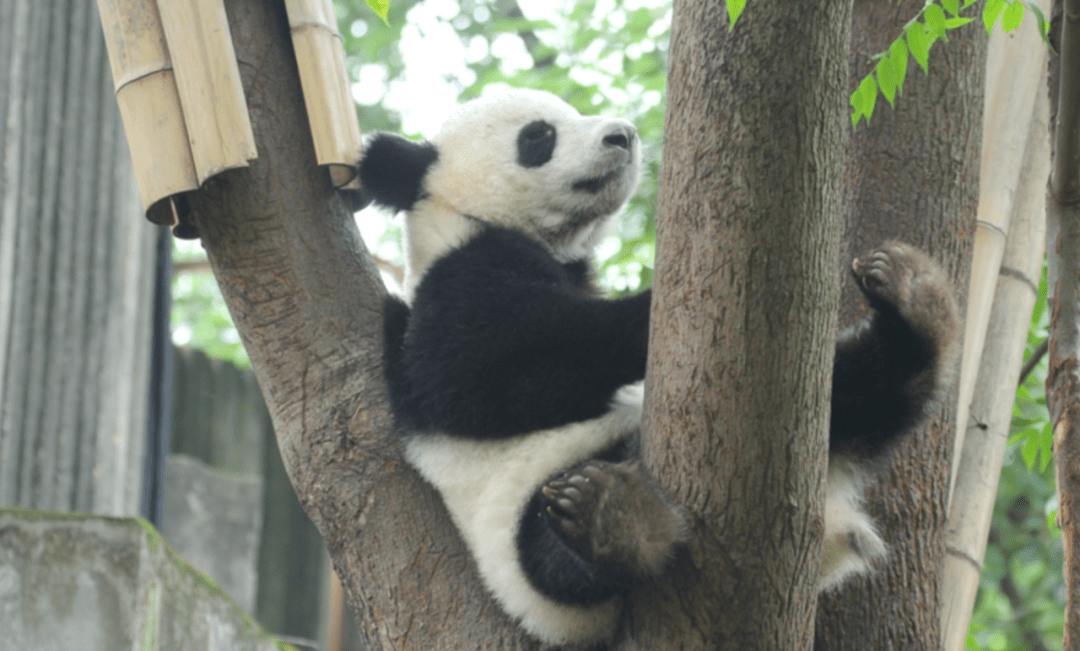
519, 460, 685, 605
852, 241, 959, 369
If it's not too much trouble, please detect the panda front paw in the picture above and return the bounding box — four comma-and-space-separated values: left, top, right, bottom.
541, 460, 685, 581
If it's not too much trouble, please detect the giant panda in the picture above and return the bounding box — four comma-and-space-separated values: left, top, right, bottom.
358, 88, 960, 647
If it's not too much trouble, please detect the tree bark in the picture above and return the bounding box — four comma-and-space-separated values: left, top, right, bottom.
0, 0, 157, 516
183, 2, 537, 648
816, 1, 984, 649
626, 0, 850, 648
1045, 0, 1080, 647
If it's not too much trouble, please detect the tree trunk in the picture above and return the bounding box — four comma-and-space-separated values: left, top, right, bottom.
0, 0, 157, 516
816, 1, 984, 649
1045, 0, 1080, 647
626, 0, 851, 648
183, 2, 537, 648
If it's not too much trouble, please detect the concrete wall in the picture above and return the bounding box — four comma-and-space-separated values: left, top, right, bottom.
0, 509, 292, 651
0, 0, 157, 518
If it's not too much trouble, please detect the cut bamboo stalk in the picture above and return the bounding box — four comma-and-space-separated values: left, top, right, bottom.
285, 0, 363, 189
96, 0, 198, 222
156, 0, 257, 183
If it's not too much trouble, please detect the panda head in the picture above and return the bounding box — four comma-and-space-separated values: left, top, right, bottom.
358, 89, 641, 295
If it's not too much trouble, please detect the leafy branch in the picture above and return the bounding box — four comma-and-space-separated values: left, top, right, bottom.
724, 0, 1051, 128
849, 0, 1050, 127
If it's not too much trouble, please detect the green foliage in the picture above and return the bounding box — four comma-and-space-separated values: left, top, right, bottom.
726, 0, 747, 29
171, 240, 249, 368
849, 0, 1050, 128
967, 265, 1063, 651
366, 0, 390, 23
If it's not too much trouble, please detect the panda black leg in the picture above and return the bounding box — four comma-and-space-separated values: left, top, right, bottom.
830, 241, 960, 459
518, 460, 685, 605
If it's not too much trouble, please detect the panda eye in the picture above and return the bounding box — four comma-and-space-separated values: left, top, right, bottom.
517, 120, 556, 168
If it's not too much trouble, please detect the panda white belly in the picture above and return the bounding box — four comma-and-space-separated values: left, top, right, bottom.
404, 384, 644, 645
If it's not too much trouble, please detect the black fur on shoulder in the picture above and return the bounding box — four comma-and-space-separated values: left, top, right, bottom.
384, 225, 651, 439
358, 133, 439, 212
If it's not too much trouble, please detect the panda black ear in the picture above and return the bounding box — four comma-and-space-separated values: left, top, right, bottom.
357, 132, 439, 212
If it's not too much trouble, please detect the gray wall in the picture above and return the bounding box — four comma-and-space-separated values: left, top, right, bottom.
166, 346, 330, 645
0, 0, 157, 516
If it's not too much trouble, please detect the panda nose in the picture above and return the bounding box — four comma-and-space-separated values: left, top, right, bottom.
603, 126, 636, 150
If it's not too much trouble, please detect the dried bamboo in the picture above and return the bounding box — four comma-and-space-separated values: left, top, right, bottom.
285, 0, 363, 189
940, 89, 1048, 650
156, 0, 257, 183
949, 9, 1049, 503
96, 0, 197, 221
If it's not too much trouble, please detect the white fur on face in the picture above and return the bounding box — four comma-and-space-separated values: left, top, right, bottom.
402, 89, 641, 296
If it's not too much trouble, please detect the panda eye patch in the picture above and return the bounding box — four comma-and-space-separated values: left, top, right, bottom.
517, 120, 557, 168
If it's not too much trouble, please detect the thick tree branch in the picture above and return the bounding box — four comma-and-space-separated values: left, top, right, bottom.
1052, 0, 1080, 204
1047, 1, 1080, 648
627, 0, 850, 648
181, 1, 536, 648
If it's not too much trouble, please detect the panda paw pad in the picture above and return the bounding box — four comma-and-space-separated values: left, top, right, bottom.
541, 463, 606, 553
541, 460, 685, 580
852, 244, 912, 308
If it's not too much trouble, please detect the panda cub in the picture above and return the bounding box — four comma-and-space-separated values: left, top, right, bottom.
360, 89, 959, 646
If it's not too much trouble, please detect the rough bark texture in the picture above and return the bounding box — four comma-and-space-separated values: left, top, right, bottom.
1046, 0, 1080, 647
816, 1, 983, 649
626, 0, 850, 649
0, 0, 157, 516
183, 2, 540, 649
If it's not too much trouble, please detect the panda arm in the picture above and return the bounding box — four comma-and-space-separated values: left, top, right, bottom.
829, 242, 959, 459
398, 227, 651, 438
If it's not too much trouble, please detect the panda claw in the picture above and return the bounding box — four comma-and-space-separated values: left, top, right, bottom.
538, 460, 686, 581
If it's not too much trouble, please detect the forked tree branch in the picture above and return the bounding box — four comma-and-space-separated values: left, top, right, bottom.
182, 1, 537, 648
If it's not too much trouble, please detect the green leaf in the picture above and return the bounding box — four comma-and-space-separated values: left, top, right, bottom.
944, 16, 975, 29
906, 22, 930, 74
983, 0, 1007, 32
1027, 1, 1053, 47
876, 58, 896, 107
850, 73, 878, 127
965, 630, 980, 651
726, 0, 747, 29
925, 3, 948, 39
963, 0, 978, 6
1001, 1, 1025, 32
366, 0, 390, 23
1039, 421, 1054, 472
889, 37, 908, 94
942, 0, 960, 16
1022, 432, 1039, 469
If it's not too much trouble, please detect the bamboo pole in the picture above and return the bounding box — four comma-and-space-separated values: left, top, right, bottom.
156, 0, 257, 182
285, 0, 363, 189
941, 87, 1048, 650
96, 0, 198, 221
949, 8, 1049, 505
